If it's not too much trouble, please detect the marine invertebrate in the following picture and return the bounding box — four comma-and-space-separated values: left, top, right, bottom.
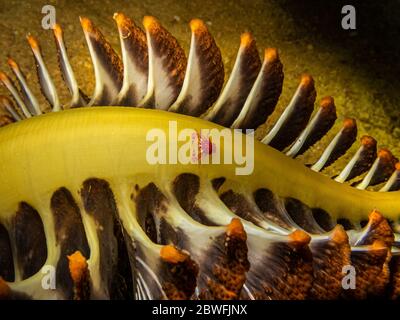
0, 13, 399, 300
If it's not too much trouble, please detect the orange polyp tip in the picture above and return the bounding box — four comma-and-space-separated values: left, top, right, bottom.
190, 19, 206, 33
371, 239, 387, 250
343, 118, 356, 128
378, 148, 393, 160
289, 229, 311, 245
320, 96, 334, 108
331, 224, 348, 244
113, 12, 127, 27
80, 16, 94, 33
240, 32, 253, 47
395, 162, 400, 171
0, 277, 10, 298
265, 48, 278, 61
7, 57, 18, 70
300, 74, 313, 87
361, 135, 376, 147
27, 34, 39, 50
368, 209, 384, 225
160, 245, 187, 264
0, 71, 9, 82
68, 251, 88, 283
143, 16, 158, 31
53, 23, 63, 39
227, 218, 246, 240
